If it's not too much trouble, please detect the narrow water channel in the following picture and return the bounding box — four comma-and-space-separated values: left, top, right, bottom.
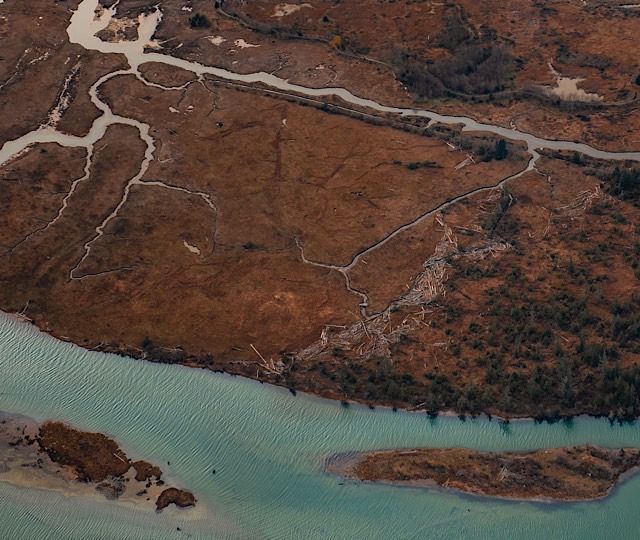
2, 0, 640, 168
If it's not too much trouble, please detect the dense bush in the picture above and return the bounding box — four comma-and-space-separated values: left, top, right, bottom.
395, 9, 514, 98
602, 166, 640, 201
189, 13, 210, 28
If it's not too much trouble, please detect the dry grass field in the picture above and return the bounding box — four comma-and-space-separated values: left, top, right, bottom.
1, 0, 639, 418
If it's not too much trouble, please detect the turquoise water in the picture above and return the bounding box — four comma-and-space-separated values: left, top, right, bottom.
1, 311, 640, 539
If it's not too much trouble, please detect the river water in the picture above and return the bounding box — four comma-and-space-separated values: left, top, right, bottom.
2, 313, 640, 539
2, 1, 640, 537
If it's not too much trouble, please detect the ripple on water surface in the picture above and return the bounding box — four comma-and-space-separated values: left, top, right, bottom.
3, 312, 640, 539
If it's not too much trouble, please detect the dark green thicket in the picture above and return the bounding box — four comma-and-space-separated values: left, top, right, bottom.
189, 13, 211, 28
406, 160, 441, 170
310, 191, 640, 420
494, 139, 508, 161
395, 9, 514, 99
443, 232, 640, 419
602, 167, 640, 201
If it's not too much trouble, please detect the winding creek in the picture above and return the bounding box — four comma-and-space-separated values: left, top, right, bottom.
3, 0, 640, 171
3, 1, 640, 537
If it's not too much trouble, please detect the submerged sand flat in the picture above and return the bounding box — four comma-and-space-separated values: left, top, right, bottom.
0, 411, 195, 511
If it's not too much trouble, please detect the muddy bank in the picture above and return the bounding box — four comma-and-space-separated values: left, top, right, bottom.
0, 413, 195, 511
327, 445, 640, 501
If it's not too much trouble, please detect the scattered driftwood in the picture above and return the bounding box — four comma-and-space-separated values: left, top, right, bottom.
251, 343, 286, 375
552, 186, 608, 219
454, 153, 476, 170
297, 212, 510, 365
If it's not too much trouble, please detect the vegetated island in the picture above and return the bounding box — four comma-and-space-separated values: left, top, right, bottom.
0, 414, 195, 511
327, 445, 640, 501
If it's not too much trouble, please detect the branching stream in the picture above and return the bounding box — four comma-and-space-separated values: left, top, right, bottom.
1, 0, 639, 293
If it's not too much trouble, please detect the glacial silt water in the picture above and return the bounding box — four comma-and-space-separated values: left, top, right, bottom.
1, 312, 640, 539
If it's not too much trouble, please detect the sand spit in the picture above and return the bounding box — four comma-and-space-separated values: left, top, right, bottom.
0, 412, 195, 512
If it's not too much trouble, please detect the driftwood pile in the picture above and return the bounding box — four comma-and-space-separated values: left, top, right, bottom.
297, 212, 510, 364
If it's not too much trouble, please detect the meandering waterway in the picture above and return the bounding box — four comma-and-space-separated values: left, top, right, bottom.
3, 0, 640, 169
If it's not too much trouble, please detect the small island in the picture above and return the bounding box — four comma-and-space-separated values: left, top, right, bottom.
1, 414, 195, 511
327, 445, 640, 501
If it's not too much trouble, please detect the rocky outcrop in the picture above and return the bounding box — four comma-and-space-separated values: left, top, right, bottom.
155, 488, 196, 510
38, 421, 130, 482
132, 460, 162, 482
32, 420, 195, 510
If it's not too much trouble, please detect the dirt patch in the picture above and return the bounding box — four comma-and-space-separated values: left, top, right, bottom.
330, 445, 640, 501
